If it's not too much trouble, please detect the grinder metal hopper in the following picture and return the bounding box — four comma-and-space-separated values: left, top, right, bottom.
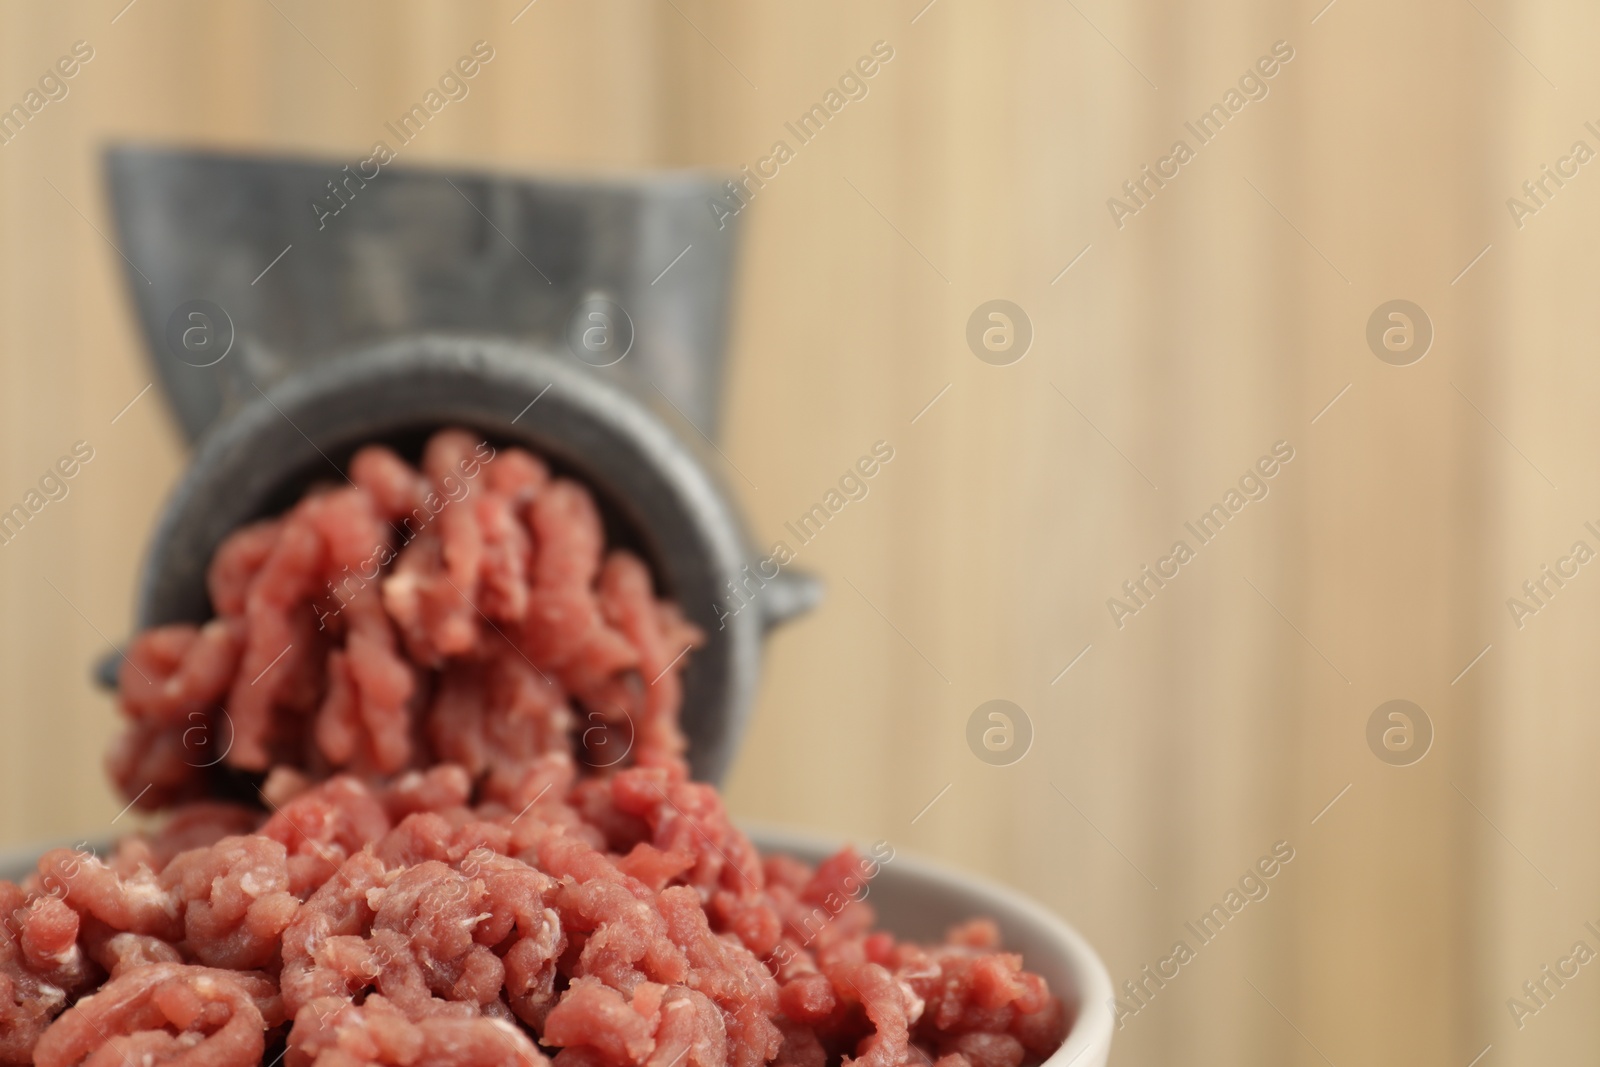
101, 143, 819, 786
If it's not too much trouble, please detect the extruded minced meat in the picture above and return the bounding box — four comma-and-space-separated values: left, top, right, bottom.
1, 430, 1066, 1067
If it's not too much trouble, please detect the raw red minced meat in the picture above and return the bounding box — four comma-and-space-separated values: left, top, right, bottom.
0, 429, 1067, 1067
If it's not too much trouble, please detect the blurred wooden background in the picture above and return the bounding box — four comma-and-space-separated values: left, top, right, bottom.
2, 1, 1597, 1064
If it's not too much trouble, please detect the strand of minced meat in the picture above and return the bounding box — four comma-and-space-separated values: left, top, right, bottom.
0, 430, 1066, 1067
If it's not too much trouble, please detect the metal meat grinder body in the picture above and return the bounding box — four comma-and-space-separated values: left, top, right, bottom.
102, 144, 818, 786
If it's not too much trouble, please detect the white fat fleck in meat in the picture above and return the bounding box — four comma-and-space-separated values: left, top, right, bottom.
383, 572, 420, 611
123, 877, 179, 918
898, 978, 925, 1025
48, 943, 82, 970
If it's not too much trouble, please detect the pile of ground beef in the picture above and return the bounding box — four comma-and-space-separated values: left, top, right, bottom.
0, 430, 1066, 1067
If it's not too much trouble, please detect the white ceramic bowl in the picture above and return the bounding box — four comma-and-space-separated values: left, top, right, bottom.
0, 828, 1113, 1067
745, 825, 1113, 1067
